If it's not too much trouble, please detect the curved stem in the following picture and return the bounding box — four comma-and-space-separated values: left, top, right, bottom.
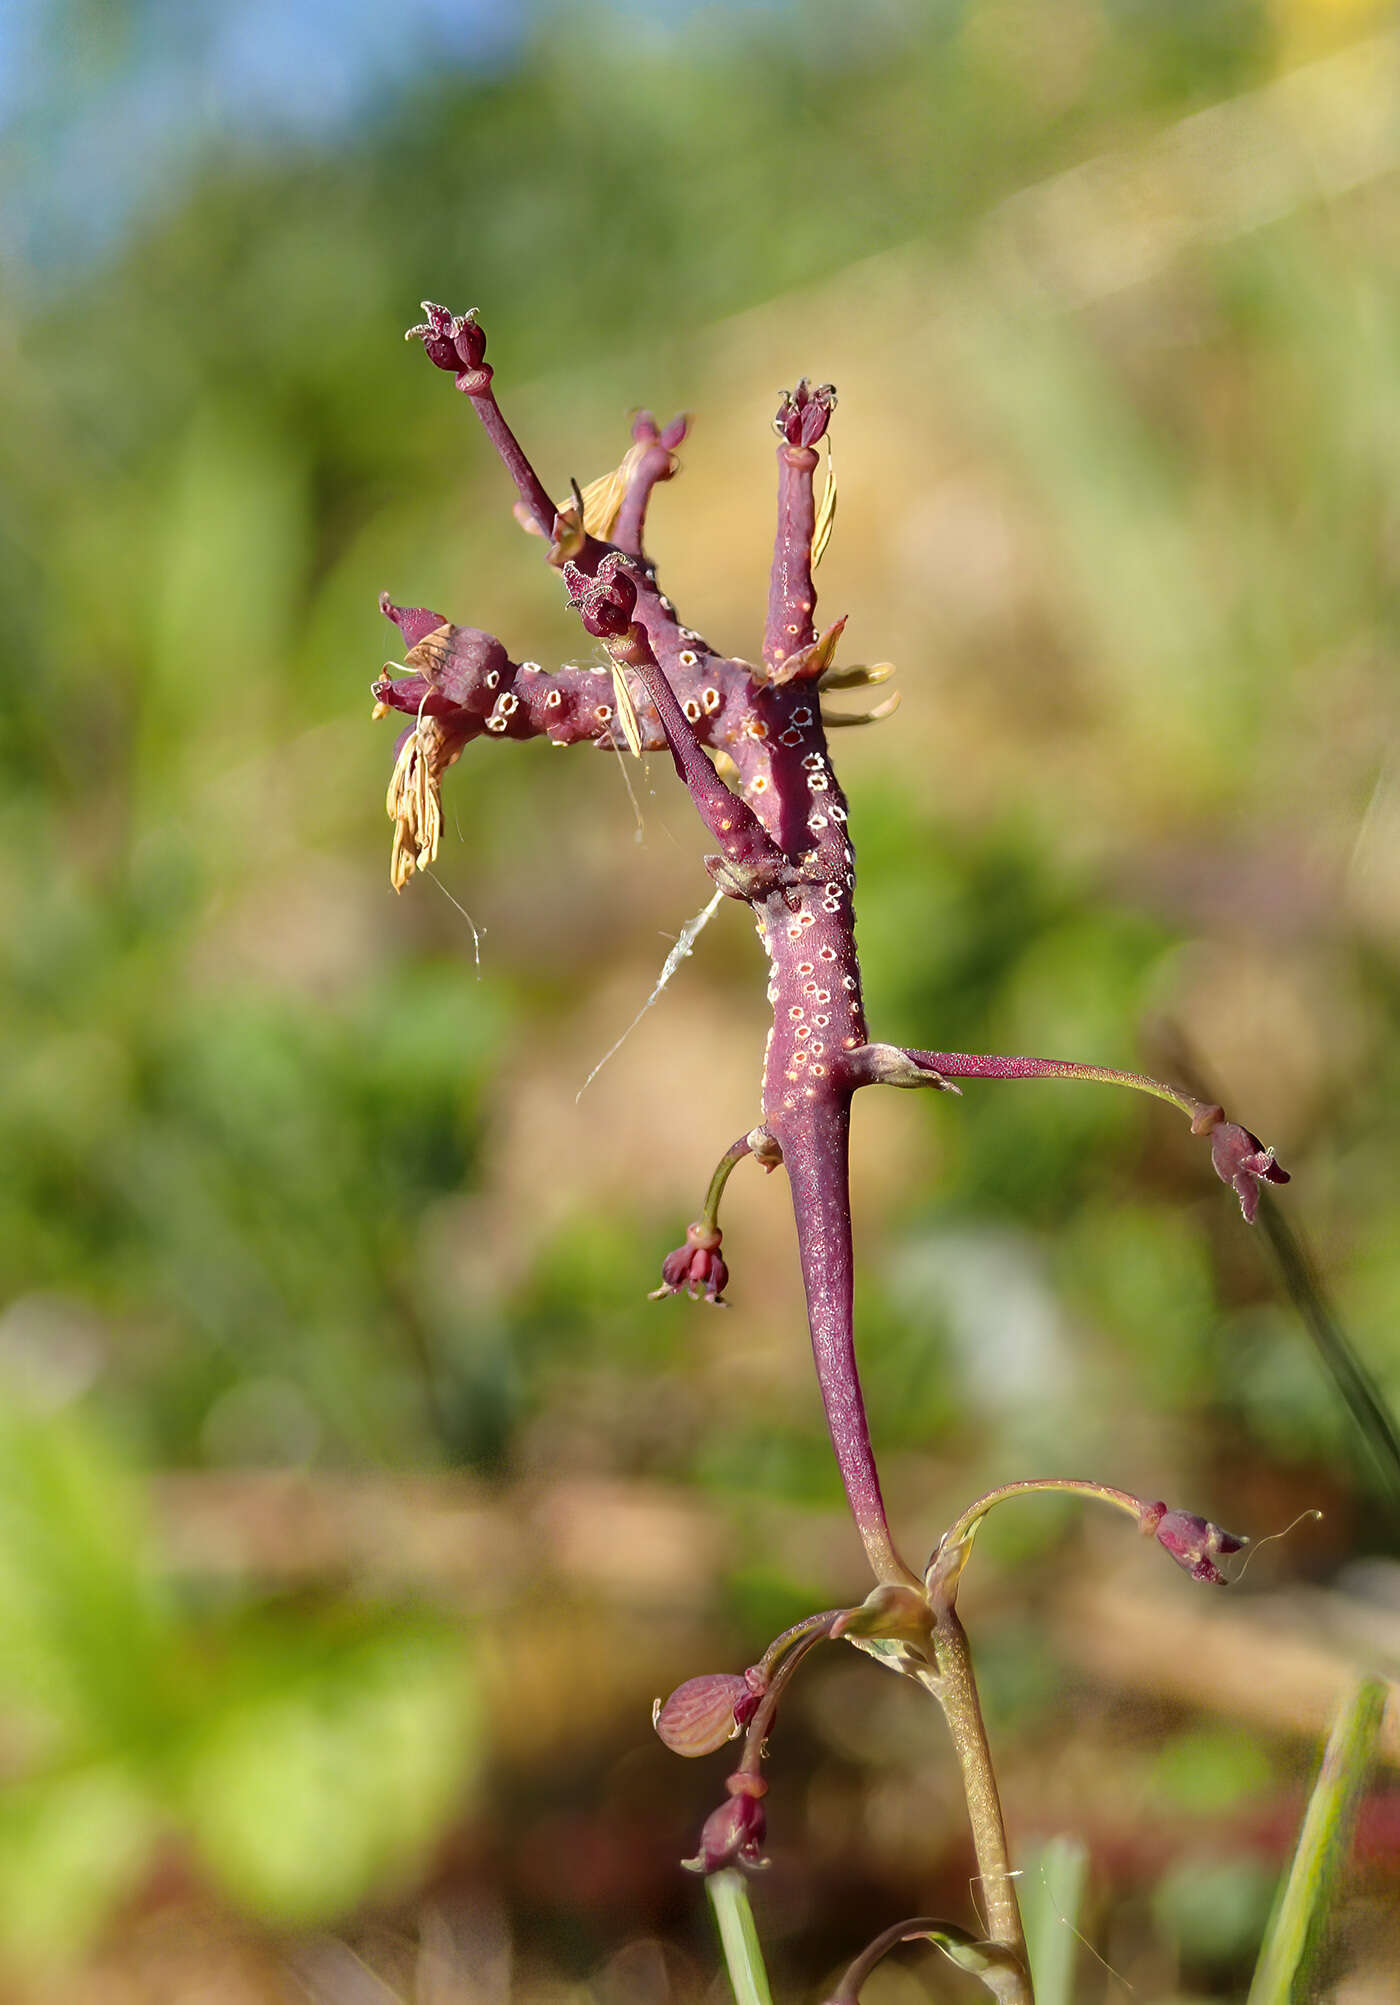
702, 1136, 753, 1231
783, 1093, 918, 1588
940, 1477, 1148, 1559
613, 415, 686, 556
892, 1050, 1216, 1127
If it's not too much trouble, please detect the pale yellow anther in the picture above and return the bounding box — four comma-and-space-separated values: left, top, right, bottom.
818, 660, 895, 691
820, 691, 902, 729
385, 719, 453, 892
575, 442, 648, 542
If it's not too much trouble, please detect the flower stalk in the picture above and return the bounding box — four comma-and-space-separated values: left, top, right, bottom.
371, 303, 1290, 1995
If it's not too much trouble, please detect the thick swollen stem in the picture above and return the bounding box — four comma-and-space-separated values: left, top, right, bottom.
634, 647, 783, 882
782, 1092, 917, 1588
566, 558, 789, 886
763, 382, 835, 673
764, 441, 820, 672
885, 1049, 1216, 1126
927, 1608, 1032, 2002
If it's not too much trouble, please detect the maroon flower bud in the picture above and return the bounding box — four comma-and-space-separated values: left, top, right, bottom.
653, 1673, 751, 1757
404, 303, 490, 389
1207, 1119, 1290, 1224
682, 1772, 768, 1875
380, 591, 449, 653
650, 1222, 728, 1304
774, 379, 836, 449
1143, 1503, 1246, 1585
563, 555, 639, 639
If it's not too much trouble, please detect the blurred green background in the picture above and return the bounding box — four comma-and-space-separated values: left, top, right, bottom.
2, 0, 1399, 1997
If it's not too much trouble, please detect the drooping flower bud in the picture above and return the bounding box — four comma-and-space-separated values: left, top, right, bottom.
1206, 1118, 1290, 1224
650, 1222, 728, 1305
682, 1772, 768, 1874
1140, 1502, 1246, 1585
653, 1669, 764, 1757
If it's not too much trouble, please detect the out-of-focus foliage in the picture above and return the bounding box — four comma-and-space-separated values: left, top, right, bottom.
2, 0, 1399, 1994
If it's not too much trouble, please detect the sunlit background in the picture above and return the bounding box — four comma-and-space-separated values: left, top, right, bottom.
2, 0, 1399, 1998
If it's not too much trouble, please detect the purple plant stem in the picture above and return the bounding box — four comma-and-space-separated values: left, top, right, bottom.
617, 621, 788, 883
884, 1049, 1214, 1124
613, 413, 687, 556
387, 307, 1261, 1594
382, 308, 1292, 1980
780, 1090, 914, 1587
763, 383, 833, 672
457, 375, 558, 537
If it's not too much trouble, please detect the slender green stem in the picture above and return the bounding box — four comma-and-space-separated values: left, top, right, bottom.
825, 1917, 1029, 2004
703, 1137, 753, 1230
1247, 1676, 1387, 2005
926, 1610, 1033, 2004
708, 1870, 774, 2005
938, 1478, 1147, 1567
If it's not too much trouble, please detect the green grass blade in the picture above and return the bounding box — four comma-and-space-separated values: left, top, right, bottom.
1247, 1676, 1387, 2005
1022, 1834, 1089, 2005
708, 1870, 774, 2005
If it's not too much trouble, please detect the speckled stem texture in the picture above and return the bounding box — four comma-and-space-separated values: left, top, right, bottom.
377, 305, 1270, 1585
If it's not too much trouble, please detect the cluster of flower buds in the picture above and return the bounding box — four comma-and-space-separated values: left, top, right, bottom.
404, 302, 491, 393
774, 378, 836, 448
651, 1222, 729, 1305
654, 1613, 842, 1875
563, 552, 639, 641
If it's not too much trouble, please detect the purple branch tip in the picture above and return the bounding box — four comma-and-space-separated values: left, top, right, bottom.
775, 379, 836, 447
405, 302, 490, 389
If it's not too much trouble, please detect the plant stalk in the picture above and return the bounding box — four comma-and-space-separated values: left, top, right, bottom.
708, 1869, 775, 2005
927, 1607, 1033, 2004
